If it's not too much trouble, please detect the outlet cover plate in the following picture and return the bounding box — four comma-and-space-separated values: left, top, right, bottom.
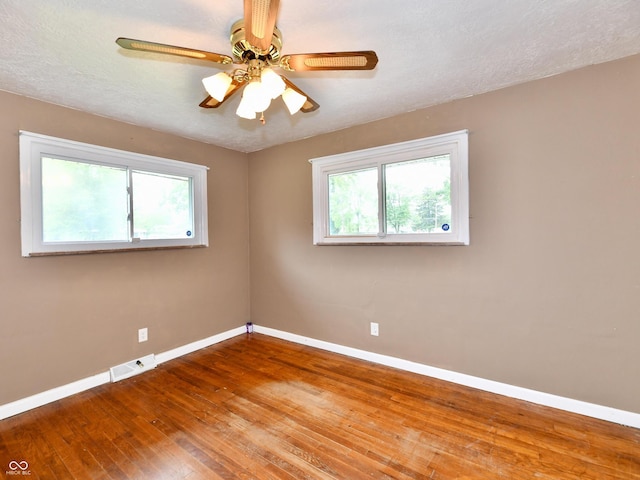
138, 328, 148, 343
370, 322, 379, 336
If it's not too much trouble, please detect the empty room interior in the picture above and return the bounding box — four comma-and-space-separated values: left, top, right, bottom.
1, 1, 639, 478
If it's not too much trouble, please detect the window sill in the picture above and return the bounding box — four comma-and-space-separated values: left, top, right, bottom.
313, 240, 468, 246
25, 244, 207, 257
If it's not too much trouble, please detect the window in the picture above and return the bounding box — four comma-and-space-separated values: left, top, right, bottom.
19, 131, 208, 256
310, 130, 469, 245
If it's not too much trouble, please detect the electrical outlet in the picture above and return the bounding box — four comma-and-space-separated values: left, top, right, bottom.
138, 328, 148, 343
370, 322, 379, 336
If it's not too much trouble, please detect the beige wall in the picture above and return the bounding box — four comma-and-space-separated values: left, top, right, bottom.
0, 92, 249, 405
249, 54, 640, 413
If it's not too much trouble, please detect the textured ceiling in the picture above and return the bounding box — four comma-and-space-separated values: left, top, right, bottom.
1, 0, 640, 153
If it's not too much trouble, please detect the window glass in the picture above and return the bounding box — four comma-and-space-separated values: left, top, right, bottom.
384, 155, 451, 234
328, 167, 378, 236
42, 157, 128, 242
132, 171, 193, 240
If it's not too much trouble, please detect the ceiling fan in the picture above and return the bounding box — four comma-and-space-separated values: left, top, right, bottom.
116, 0, 378, 123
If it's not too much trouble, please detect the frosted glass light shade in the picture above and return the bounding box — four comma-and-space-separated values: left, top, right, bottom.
242, 80, 271, 113
261, 68, 286, 99
236, 97, 257, 119
202, 72, 232, 102
282, 88, 307, 115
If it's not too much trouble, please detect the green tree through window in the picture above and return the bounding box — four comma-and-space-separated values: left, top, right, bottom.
328, 168, 378, 235
414, 178, 451, 233
384, 155, 452, 234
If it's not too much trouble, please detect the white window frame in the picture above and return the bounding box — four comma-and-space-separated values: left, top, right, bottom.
310, 130, 469, 245
19, 131, 209, 256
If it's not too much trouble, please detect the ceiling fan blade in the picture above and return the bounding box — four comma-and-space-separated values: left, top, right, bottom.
280, 51, 378, 72
199, 78, 243, 108
116, 37, 233, 65
282, 77, 319, 113
243, 0, 280, 52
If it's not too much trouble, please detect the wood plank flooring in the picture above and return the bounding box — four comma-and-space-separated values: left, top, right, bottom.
1, 333, 638, 479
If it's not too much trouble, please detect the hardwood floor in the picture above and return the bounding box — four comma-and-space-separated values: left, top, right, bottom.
1, 334, 638, 479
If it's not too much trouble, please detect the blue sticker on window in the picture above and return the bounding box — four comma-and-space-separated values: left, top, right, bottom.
186, 230, 192, 237
442, 224, 450, 231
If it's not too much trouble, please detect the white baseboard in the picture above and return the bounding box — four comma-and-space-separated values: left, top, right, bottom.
253, 325, 640, 430
3, 323, 639, 430
0, 326, 246, 421
0, 372, 111, 421
155, 326, 246, 364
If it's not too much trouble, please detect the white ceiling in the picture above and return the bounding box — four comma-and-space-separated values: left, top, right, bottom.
1, 1, 640, 153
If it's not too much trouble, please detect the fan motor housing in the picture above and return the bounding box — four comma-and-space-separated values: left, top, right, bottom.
230, 19, 282, 63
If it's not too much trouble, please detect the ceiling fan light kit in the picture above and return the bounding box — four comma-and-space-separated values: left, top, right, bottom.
117, 0, 378, 123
